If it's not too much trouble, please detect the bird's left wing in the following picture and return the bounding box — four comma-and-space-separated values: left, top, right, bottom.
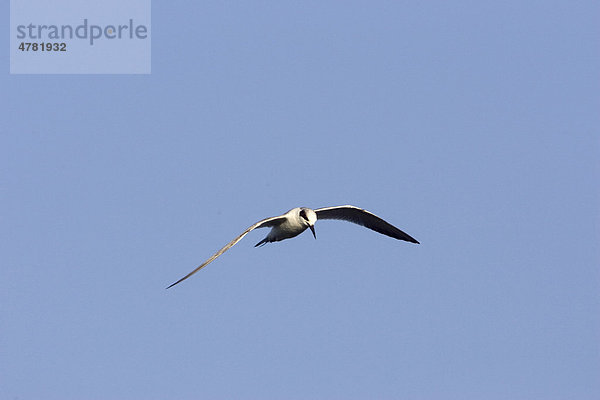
314, 205, 419, 244
166, 215, 287, 289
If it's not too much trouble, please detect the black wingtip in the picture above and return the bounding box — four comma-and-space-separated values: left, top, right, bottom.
401, 234, 420, 244
165, 279, 182, 289
407, 236, 420, 244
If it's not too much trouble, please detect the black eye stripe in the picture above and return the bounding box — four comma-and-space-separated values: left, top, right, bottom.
300, 210, 307, 220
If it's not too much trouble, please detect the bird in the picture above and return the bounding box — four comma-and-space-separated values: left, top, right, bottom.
166, 205, 419, 289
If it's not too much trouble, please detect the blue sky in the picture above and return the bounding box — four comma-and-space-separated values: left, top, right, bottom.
2, 1, 599, 399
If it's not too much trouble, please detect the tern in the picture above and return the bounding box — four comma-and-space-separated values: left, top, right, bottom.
167, 205, 419, 288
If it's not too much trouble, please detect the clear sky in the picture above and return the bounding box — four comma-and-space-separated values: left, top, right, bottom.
2, 1, 599, 399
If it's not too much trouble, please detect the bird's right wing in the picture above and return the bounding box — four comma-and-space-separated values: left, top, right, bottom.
166, 215, 287, 289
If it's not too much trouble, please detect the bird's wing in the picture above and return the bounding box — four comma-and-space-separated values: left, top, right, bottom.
166, 215, 287, 289
314, 205, 419, 244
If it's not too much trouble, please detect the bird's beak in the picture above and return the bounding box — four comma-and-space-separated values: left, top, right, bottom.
309, 224, 316, 239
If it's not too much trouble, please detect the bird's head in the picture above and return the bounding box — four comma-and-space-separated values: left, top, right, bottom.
299, 208, 317, 239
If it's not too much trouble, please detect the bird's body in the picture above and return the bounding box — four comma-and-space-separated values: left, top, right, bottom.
167, 205, 418, 289
254, 207, 317, 246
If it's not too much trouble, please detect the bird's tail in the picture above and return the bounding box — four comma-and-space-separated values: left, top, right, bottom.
254, 237, 268, 247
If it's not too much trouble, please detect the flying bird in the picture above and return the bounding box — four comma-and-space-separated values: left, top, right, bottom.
167, 205, 419, 288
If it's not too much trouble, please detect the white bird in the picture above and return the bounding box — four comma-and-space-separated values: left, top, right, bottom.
167, 205, 419, 288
